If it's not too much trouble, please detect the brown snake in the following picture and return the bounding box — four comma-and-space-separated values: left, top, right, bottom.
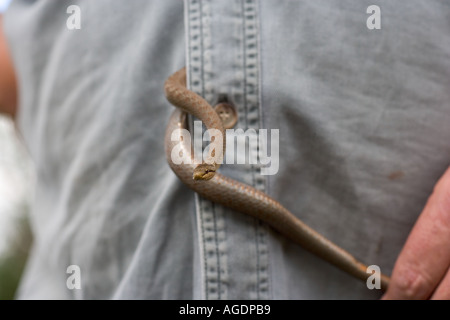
164, 67, 390, 291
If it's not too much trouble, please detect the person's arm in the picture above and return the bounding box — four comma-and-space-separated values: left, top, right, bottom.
383, 166, 450, 299
0, 15, 17, 117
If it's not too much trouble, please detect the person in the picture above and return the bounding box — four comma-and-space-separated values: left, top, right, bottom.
1, 0, 449, 300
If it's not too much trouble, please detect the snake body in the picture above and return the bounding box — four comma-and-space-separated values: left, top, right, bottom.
164, 67, 390, 291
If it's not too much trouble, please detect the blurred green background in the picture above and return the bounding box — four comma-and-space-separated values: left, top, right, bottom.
0, 115, 33, 300
0, 212, 31, 300
0, 0, 32, 301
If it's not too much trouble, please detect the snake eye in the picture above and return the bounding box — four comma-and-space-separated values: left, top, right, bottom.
193, 164, 216, 181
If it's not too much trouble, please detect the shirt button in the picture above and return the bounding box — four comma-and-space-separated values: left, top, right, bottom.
214, 102, 237, 129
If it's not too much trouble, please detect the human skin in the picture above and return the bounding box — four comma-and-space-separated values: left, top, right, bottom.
0, 14, 448, 300
383, 166, 450, 300
0, 16, 17, 118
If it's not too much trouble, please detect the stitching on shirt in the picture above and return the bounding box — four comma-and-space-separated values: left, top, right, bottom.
188, 0, 228, 300
242, 0, 255, 190
201, 0, 227, 300
254, 0, 271, 298
188, 0, 268, 300
241, 0, 249, 130
211, 202, 221, 299
254, 216, 261, 299
186, 1, 192, 94
187, 0, 210, 299
241, 0, 259, 298
242, 0, 270, 299
200, 199, 209, 299
199, 0, 205, 99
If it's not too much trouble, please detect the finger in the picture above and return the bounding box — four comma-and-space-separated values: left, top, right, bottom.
383, 166, 450, 300
431, 268, 450, 299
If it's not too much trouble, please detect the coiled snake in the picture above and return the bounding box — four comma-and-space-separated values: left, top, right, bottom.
164, 67, 390, 291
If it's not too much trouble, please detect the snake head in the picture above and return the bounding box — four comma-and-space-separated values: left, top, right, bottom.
193, 164, 216, 181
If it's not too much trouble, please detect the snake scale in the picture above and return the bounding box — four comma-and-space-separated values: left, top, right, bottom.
164, 67, 390, 291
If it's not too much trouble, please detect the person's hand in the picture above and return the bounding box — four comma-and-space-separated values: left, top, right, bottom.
0, 15, 17, 117
382, 166, 450, 299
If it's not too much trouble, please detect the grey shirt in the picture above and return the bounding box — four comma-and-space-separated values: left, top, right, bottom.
5, 0, 450, 299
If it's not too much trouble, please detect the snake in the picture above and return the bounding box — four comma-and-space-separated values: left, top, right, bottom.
164, 67, 390, 291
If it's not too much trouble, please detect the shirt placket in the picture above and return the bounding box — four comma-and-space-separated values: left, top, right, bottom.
185, 0, 270, 300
